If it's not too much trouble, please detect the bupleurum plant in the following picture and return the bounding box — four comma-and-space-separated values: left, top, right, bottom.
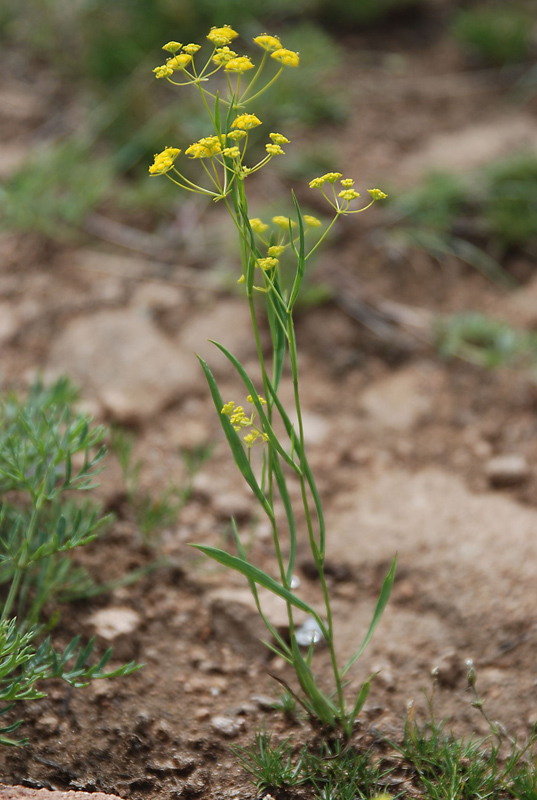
149, 25, 394, 741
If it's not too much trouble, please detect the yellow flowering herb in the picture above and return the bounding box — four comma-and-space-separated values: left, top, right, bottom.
257, 257, 279, 270
185, 135, 223, 158
304, 215, 321, 227
162, 41, 182, 54
212, 47, 237, 65
253, 34, 282, 52
266, 143, 284, 155
269, 132, 290, 145
221, 401, 235, 415
309, 172, 342, 188
340, 178, 354, 188
268, 245, 285, 256
153, 64, 174, 79
232, 113, 262, 130
207, 25, 239, 47
271, 48, 299, 67
247, 394, 266, 404
225, 56, 254, 73
183, 43, 201, 55
149, 147, 181, 175
368, 188, 388, 200
339, 189, 361, 200
272, 215, 296, 229
167, 53, 192, 71
250, 218, 268, 233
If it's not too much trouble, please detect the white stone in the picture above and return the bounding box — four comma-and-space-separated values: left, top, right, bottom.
89, 607, 141, 641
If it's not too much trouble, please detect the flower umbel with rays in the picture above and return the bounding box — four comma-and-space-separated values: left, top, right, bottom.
148, 25, 393, 742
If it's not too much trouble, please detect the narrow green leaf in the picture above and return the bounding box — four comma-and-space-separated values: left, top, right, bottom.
341, 555, 397, 677
270, 452, 297, 583
290, 637, 337, 727
197, 356, 272, 516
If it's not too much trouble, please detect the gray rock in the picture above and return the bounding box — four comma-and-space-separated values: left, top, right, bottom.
210, 715, 244, 738
89, 607, 141, 640
485, 454, 530, 487
47, 309, 203, 423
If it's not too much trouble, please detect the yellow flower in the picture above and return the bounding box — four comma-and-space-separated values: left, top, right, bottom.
225, 56, 254, 73
304, 215, 321, 227
212, 46, 237, 65
221, 401, 235, 415
257, 257, 279, 270
309, 172, 342, 188
266, 143, 284, 155
247, 394, 267, 404
250, 218, 268, 233
368, 188, 388, 200
253, 34, 282, 52
183, 43, 201, 55
339, 189, 361, 200
271, 48, 299, 67
268, 245, 285, 256
149, 147, 181, 175
207, 25, 239, 47
153, 64, 174, 79
269, 132, 290, 145
162, 41, 182, 53
167, 53, 192, 70
232, 113, 262, 130
272, 215, 296, 229
340, 178, 354, 188
227, 129, 247, 141
230, 406, 249, 427
185, 135, 223, 158
223, 146, 241, 158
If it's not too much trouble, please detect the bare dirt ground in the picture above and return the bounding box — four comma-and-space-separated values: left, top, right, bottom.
1, 17, 537, 800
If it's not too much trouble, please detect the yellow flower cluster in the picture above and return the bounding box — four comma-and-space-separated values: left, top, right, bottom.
154, 42, 196, 78
257, 257, 279, 271
223, 146, 241, 158
309, 172, 342, 188
225, 56, 254, 73
339, 188, 360, 201
253, 34, 282, 52
221, 396, 268, 448
186, 135, 223, 158
167, 53, 192, 70
207, 25, 239, 47
149, 147, 181, 175
268, 245, 285, 256
266, 143, 284, 156
304, 215, 321, 227
162, 41, 182, 53
250, 218, 269, 233
368, 188, 388, 200
213, 47, 237, 65
232, 113, 262, 130
271, 48, 300, 67
153, 64, 174, 79
269, 132, 289, 145
273, 215, 296, 229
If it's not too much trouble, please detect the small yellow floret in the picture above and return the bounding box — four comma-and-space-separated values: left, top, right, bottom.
227, 130, 247, 141
269, 132, 290, 145
268, 245, 285, 256
221, 401, 235, 415
338, 189, 361, 200
149, 147, 181, 175
223, 146, 241, 158
247, 394, 267, 405
309, 172, 342, 188
250, 218, 268, 233
183, 43, 201, 55
185, 135, 223, 158
272, 215, 296, 229
368, 188, 388, 200
232, 113, 262, 130
271, 48, 299, 67
162, 41, 182, 53
257, 257, 279, 271
266, 143, 284, 156
153, 64, 174, 79
340, 178, 354, 188
167, 53, 192, 70
207, 25, 239, 47
253, 34, 282, 52
304, 215, 321, 227
212, 46, 237, 65
225, 56, 254, 73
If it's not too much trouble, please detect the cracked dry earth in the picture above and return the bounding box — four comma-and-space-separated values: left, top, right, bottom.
2, 20, 537, 800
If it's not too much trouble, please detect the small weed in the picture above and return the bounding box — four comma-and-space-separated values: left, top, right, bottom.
0, 378, 139, 743
232, 728, 306, 791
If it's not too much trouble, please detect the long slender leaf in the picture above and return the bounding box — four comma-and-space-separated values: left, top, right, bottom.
197, 356, 272, 517
341, 555, 397, 677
